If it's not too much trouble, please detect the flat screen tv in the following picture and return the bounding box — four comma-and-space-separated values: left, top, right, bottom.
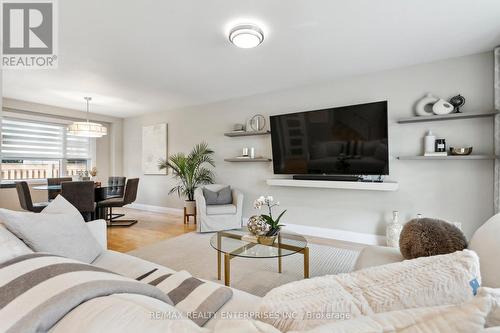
270, 101, 389, 176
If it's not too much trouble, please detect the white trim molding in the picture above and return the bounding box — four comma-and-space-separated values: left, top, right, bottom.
126, 203, 183, 216
125, 202, 386, 245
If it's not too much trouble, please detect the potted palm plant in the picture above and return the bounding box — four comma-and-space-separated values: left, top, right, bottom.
158, 142, 215, 215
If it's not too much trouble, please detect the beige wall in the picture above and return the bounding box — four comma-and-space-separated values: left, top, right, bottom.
0, 98, 124, 210
123, 51, 495, 238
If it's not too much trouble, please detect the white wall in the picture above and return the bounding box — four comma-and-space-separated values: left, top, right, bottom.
123, 51, 495, 238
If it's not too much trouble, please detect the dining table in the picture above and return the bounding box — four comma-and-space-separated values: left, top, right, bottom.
32, 183, 124, 219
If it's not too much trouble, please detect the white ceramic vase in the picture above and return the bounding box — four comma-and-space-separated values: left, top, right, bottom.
386, 211, 402, 248
432, 98, 454, 115
415, 93, 439, 116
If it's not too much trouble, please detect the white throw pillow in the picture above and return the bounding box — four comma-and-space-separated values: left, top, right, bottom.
288, 292, 492, 333
469, 213, 500, 288
41, 195, 84, 221
0, 208, 102, 263
0, 224, 32, 264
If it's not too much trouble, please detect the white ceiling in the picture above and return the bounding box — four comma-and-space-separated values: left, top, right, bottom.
3, 0, 500, 118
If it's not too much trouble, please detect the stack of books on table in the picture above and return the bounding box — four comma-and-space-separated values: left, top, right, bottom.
424, 152, 447, 157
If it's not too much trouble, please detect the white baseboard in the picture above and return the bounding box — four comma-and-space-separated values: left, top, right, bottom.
126, 203, 183, 216
282, 223, 386, 246
125, 203, 385, 245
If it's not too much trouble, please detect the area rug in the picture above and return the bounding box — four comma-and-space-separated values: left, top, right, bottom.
128, 232, 360, 297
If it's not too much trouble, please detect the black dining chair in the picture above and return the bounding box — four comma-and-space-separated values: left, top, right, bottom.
106, 176, 126, 220
61, 181, 95, 221
97, 178, 139, 227
47, 177, 72, 201
107, 176, 126, 198
16, 181, 48, 213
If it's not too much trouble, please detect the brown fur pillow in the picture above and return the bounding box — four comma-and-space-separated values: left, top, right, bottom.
399, 218, 468, 260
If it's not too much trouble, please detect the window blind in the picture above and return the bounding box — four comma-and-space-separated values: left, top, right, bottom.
66, 133, 90, 159
1, 118, 64, 158
1, 117, 91, 159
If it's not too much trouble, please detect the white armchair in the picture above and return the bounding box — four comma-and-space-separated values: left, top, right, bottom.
194, 184, 244, 233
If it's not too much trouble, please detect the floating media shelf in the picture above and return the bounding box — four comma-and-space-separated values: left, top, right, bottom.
396, 111, 498, 124
266, 178, 399, 191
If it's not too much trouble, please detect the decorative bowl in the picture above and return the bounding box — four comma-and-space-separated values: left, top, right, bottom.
257, 235, 277, 246
449, 147, 473, 156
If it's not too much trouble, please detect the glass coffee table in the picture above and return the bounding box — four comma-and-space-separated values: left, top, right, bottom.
209, 228, 309, 286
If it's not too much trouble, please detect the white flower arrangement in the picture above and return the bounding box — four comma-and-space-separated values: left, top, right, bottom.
253, 195, 277, 209
253, 195, 286, 232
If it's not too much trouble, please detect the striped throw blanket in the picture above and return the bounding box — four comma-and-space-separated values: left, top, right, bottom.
137, 269, 233, 326
0, 253, 173, 333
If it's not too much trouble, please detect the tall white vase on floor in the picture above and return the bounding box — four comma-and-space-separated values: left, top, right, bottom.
386, 211, 402, 248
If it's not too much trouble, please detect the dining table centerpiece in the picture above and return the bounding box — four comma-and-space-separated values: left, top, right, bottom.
249, 195, 286, 245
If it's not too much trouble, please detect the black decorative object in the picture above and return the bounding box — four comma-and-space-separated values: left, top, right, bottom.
449, 94, 465, 113
435, 139, 446, 152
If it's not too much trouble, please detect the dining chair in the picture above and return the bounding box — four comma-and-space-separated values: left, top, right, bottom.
106, 176, 126, 220
61, 181, 95, 221
16, 181, 49, 213
47, 177, 73, 201
107, 176, 126, 198
97, 178, 139, 227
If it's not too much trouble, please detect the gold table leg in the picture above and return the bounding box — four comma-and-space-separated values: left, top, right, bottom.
217, 233, 221, 280
278, 233, 282, 273
224, 253, 231, 286
303, 246, 310, 279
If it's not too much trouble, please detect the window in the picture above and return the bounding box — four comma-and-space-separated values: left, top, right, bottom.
1, 117, 93, 181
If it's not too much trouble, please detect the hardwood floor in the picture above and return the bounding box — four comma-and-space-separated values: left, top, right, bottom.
107, 207, 365, 253
107, 207, 195, 252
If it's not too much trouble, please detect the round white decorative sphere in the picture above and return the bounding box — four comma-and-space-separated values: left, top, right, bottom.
247, 215, 270, 236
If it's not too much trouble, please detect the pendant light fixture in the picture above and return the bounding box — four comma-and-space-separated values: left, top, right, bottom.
68, 97, 107, 138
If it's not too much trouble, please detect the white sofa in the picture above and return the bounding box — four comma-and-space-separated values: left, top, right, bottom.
1, 210, 499, 332
86, 219, 260, 329
194, 184, 244, 233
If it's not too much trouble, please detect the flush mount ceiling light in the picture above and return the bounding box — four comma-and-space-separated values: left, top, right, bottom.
68, 97, 107, 138
228, 24, 264, 48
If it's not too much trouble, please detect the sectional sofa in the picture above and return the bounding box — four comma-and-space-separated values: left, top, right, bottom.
0, 201, 499, 332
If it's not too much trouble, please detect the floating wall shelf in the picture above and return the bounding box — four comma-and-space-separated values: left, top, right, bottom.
397, 155, 498, 160
224, 158, 272, 162
396, 111, 498, 124
224, 130, 271, 137
266, 178, 399, 191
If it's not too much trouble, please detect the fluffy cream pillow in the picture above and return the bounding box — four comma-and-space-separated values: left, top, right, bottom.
0, 224, 32, 264
469, 213, 500, 288
0, 208, 102, 263
288, 292, 492, 333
